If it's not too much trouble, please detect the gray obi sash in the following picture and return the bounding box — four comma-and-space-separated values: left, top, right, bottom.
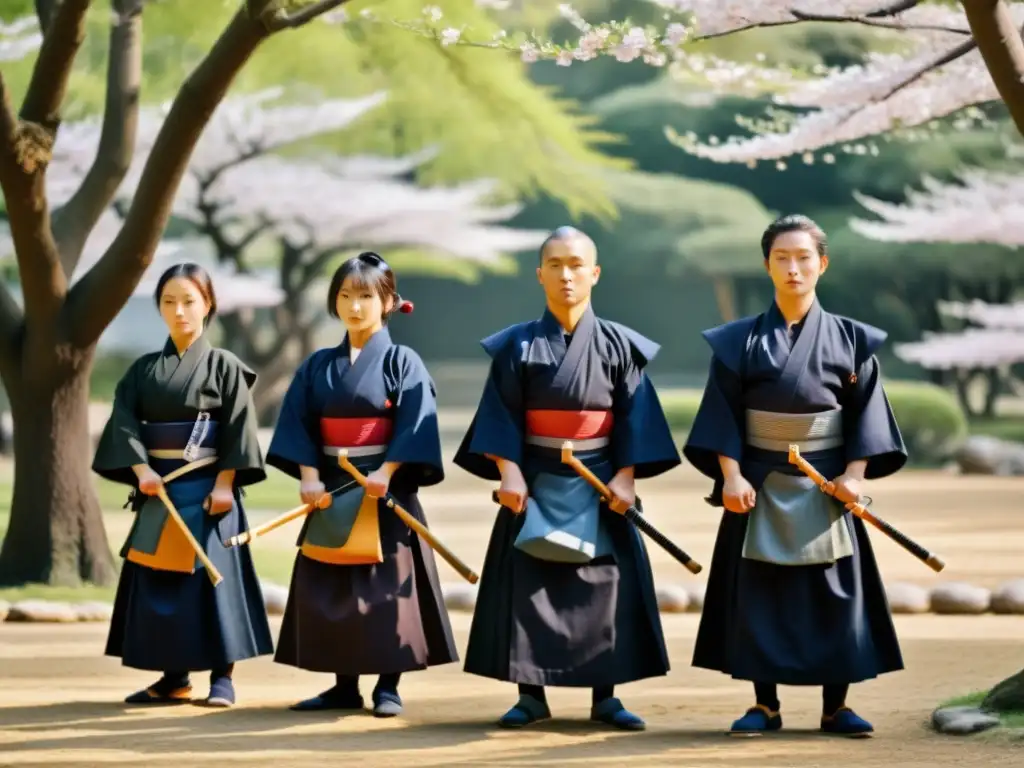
741, 408, 854, 566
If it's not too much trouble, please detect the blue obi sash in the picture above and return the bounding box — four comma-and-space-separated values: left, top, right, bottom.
514, 444, 615, 565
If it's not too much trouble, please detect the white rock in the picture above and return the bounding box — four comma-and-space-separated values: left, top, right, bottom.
443, 583, 477, 612
656, 584, 690, 613
929, 583, 991, 615
6, 600, 79, 622
260, 581, 288, 616
931, 706, 1001, 735
686, 582, 706, 613
990, 579, 1024, 615
955, 436, 1024, 476
74, 601, 114, 622
885, 582, 931, 614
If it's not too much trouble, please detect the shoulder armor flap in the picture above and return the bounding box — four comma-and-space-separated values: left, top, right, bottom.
700, 317, 758, 374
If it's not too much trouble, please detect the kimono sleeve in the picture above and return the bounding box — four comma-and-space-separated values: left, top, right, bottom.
608, 325, 681, 480
384, 346, 444, 488
843, 351, 908, 479
266, 353, 324, 480
92, 357, 149, 487
215, 352, 266, 487
682, 356, 745, 485
452, 327, 525, 482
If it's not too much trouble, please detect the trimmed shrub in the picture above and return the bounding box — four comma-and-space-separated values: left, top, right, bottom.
884, 381, 967, 464
661, 380, 967, 466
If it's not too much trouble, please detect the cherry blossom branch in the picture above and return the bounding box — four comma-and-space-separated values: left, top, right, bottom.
831, 36, 979, 132
849, 170, 1024, 246
787, 10, 970, 36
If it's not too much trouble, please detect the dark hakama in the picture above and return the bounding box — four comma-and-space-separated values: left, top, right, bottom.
93, 337, 274, 673
684, 299, 907, 686
268, 327, 457, 675
455, 306, 680, 687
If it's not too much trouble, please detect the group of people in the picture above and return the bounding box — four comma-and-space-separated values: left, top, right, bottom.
93, 214, 908, 738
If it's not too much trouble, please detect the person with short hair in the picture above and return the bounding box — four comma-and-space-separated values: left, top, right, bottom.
456, 227, 680, 731
94, 262, 273, 708
683, 214, 908, 737
269, 251, 457, 718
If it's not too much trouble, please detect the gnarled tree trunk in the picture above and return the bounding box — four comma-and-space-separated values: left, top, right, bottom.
0, 0, 343, 586
0, 340, 114, 585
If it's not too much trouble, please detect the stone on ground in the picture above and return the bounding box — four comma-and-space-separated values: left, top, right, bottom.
932, 706, 1001, 735
929, 582, 991, 615
655, 584, 689, 613
443, 583, 477, 612
74, 601, 113, 622
686, 581, 706, 613
6, 600, 79, 622
885, 582, 930, 614
260, 581, 288, 616
990, 579, 1024, 615
954, 436, 1024, 476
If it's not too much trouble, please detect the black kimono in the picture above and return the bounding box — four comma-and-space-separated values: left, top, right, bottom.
683, 298, 907, 688
455, 305, 680, 688
267, 327, 458, 676
93, 336, 274, 674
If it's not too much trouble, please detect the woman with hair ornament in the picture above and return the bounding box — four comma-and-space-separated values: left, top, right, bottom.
93, 262, 274, 708
268, 251, 456, 718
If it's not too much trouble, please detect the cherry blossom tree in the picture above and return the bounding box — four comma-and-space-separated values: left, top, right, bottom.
0, 0, 359, 588
382, 2, 1024, 162
850, 171, 1024, 416
103, 89, 547, 421
3, 84, 547, 418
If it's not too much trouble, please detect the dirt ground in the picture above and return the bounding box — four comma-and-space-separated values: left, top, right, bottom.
2, 466, 1023, 766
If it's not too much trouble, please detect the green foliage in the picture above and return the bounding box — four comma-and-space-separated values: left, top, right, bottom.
508, 166, 772, 280
2, 1, 626, 223
885, 380, 969, 462
243, 0, 626, 219
658, 380, 969, 465
316, 245, 521, 284
659, 388, 703, 434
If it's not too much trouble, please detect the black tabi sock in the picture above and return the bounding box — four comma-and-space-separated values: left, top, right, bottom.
154, 671, 189, 694
518, 684, 546, 703
754, 682, 780, 712
822, 684, 849, 716
335, 674, 360, 697
592, 686, 615, 706
210, 664, 234, 683
376, 673, 401, 694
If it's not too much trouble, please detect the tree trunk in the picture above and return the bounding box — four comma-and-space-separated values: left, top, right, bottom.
954, 369, 979, 419
711, 276, 738, 322
963, 1, 1024, 138
982, 368, 1001, 418
0, 341, 115, 586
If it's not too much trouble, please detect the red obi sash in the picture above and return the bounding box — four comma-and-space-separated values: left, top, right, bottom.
525, 409, 613, 448
319, 417, 392, 456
